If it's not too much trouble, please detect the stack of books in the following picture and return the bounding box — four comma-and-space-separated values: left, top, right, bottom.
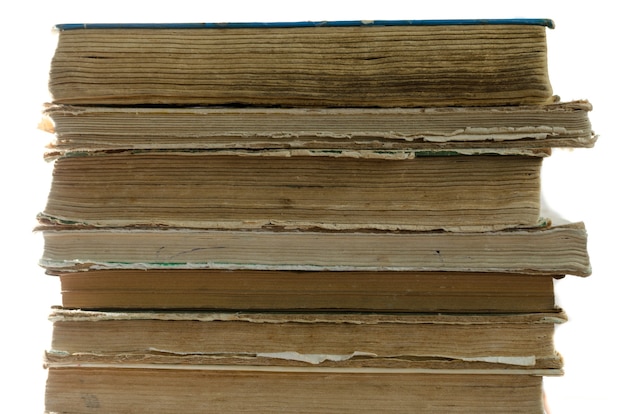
38, 19, 596, 413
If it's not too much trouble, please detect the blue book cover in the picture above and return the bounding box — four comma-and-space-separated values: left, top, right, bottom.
55, 18, 555, 31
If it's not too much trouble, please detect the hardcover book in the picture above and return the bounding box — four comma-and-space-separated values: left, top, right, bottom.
48, 19, 556, 107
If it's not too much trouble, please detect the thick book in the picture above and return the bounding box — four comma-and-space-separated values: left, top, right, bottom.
39, 222, 591, 276
42, 101, 595, 154
45, 367, 547, 413
39, 151, 547, 232
54, 269, 556, 313
48, 19, 556, 107
46, 309, 565, 372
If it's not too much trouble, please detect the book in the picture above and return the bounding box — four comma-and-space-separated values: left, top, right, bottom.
39, 151, 547, 232
46, 309, 565, 372
41, 101, 595, 154
48, 19, 556, 107
45, 367, 547, 413
53, 269, 557, 313
45, 309, 559, 413
38, 222, 591, 276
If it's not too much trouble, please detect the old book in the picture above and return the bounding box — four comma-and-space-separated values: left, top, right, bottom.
41, 101, 595, 154
48, 19, 556, 107
54, 269, 557, 313
46, 309, 565, 372
45, 367, 547, 413
39, 222, 591, 276
45, 309, 560, 413
39, 151, 547, 232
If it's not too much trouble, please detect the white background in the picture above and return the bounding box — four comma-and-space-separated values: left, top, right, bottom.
1, 1, 623, 412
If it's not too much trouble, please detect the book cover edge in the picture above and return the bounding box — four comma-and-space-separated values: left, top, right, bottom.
54, 19, 556, 31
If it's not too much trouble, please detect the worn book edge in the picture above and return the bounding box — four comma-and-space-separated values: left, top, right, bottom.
54, 19, 555, 31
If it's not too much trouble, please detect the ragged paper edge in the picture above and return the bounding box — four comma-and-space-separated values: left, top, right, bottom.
37, 222, 590, 276
230, 352, 536, 367
36, 212, 550, 233
43, 359, 564, 376
46, 349, 538, 367
48, 308, 568, 325
41, 147, 554, 162
229, 351, 377, 365
41, 100, 596, 157
39, 258, 591, 277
